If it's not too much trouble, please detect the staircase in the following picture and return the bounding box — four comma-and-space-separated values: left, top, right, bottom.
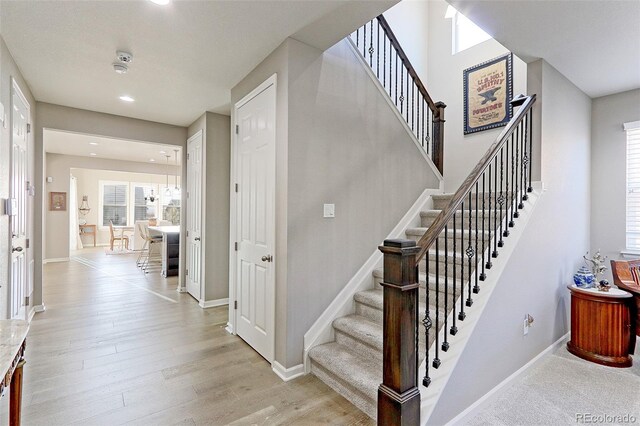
305, 13, 538, 425
308, 194, 507, 418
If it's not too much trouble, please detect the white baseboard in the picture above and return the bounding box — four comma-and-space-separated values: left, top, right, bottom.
303, 187, 441, 373
225, 322, 234, 335
176, 286, 187, 293
28, 307, 35, 322
446, 331, 570, 425
272, 361, 305, 382
199, 298, 229, 308
34, 304, 46, 313
43, 257, 69, 264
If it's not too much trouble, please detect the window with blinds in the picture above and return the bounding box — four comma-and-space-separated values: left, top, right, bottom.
133, 185, 157, 222
626, 121, 640, 251
102, 183, 128, 226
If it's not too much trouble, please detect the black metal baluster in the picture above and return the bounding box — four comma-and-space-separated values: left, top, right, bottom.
363, 21, 367, 58
382, 26, 386, 88
421, 96, 425, 149
400, 56, 404, 114
376, 21, 380, 78
442, 225, 449, 351
498, 150, 505, 248
527, 109, 533, 194
433, 238, 441, 369
513, 125, 520, 218
450, 211, 458, 335
466, 193, 473, 306
411, 85, 415, 132
459, 202, 466, 321
423, 252, 431, 387
492, 158, 499, 257
473, 183, 480, 293
355, 28, 359, 48
504, 139, 511, 236
368, 20, 374, 67
487, 163, 494, 266
480, 172, 487, 279
395, 52, 398, 105
509, 131, 515, 227
519, 116, 526, 209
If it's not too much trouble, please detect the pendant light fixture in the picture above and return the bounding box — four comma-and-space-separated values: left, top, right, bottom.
172, 149, 181, 199
164, 154, 172, 197
78, 195, 91, 215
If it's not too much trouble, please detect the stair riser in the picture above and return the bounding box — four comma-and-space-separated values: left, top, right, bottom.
310, 362, 377, 419
335, 330, 382, 362
406, 232, 491, 249
421, 214, 506, 230
373, 275, 457, 297
355, 302, 383, 325
432, 192, 519, 210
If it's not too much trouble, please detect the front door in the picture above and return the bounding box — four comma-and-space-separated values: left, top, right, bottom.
10, 79, 30, 320
234, 76, 276, 362
186, 133, 203, 301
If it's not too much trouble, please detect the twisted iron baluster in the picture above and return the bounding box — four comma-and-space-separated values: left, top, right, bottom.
433, 238, 441, 368
473, 183, 480, 294
442, 225, 449, 351
423, 252, 431, 386
466, 192, 474, 307
450, 212, 458, 335
459, 202, 466, 321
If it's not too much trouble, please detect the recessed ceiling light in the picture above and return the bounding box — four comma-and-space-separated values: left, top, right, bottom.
159, 150, 167, 154
150, 159, 156, 162
119, 95, 135, 102
89, 142, 99, 146
89, 153, 97, 156
149, 0, 170, 5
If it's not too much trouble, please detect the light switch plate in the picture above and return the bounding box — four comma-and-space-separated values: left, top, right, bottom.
47, 176, 53, 183
323, 204, 335, 218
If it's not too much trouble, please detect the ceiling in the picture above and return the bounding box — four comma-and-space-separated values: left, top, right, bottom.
0, 0, 395, 127
44, 130, 181, 165
449, 0, 640, 98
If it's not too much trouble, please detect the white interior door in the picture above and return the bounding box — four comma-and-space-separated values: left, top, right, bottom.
234, 77, 276, 362
10, 80, 29, 320
186, 132, 203, 301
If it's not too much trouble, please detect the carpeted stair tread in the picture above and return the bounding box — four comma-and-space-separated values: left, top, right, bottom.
308, 342, 381, 404
372, 268, 459, 294
353, 288, 449, 322
333, 315, 383, 352
405, 227, 491, 239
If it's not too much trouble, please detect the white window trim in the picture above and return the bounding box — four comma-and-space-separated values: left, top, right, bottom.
98, 180, 130, 230
446, 5, 492, 55
625, 120, 640, 251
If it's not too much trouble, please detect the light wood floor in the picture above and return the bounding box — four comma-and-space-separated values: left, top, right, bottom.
17, 248, 372, 425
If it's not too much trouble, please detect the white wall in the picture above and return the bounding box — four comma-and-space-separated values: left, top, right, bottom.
383, 0, 429, 80
591, 89, 640, 281
232, 37, 442, 368
425, 0, 528, 193
0, 34, 37, 318
44, 153, 179, 259
429, 59, 592, 424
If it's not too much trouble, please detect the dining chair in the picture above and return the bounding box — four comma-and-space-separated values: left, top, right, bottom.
108, 220, 129, 251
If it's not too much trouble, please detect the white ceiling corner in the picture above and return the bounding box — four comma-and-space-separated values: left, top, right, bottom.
448, 0, 640, 98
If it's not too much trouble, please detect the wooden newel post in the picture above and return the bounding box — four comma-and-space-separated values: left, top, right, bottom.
432, 101, 446, 176
377, 239, 420, 425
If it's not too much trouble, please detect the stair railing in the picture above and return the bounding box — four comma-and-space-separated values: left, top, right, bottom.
351, 16, 446, 175
377, 94, 536, 425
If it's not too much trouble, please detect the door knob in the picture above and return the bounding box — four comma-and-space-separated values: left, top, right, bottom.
195, 237, 201, 241
261, 254, 273, 262
12, 247, 23, 253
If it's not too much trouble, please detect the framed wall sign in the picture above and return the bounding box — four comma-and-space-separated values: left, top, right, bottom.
463, 53, 513, 134
49, 191, 67, 211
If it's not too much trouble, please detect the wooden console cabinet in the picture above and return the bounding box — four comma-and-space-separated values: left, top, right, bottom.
567, 285, 635, 367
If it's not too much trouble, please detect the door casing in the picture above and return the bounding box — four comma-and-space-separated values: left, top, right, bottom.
228, 74, 277, 363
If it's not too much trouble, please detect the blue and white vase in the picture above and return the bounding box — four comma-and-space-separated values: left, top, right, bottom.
573, 266, 595, 288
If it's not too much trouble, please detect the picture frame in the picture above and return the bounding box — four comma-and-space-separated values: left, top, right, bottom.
49, 191, 67, 211
463, 53, 513, 134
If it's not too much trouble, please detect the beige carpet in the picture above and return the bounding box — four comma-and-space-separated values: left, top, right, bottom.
460, 341, 640, 425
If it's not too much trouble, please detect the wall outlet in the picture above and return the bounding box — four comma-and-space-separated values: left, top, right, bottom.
323, 203, 335, 218
47, 176, 53, 183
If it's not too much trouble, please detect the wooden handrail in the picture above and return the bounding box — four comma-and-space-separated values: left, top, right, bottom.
414, 94, 537, 261
376, 15, 438, 115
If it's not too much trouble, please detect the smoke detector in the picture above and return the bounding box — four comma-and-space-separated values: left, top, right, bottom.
113, 63, 129, 74
116, 51, 133, 64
